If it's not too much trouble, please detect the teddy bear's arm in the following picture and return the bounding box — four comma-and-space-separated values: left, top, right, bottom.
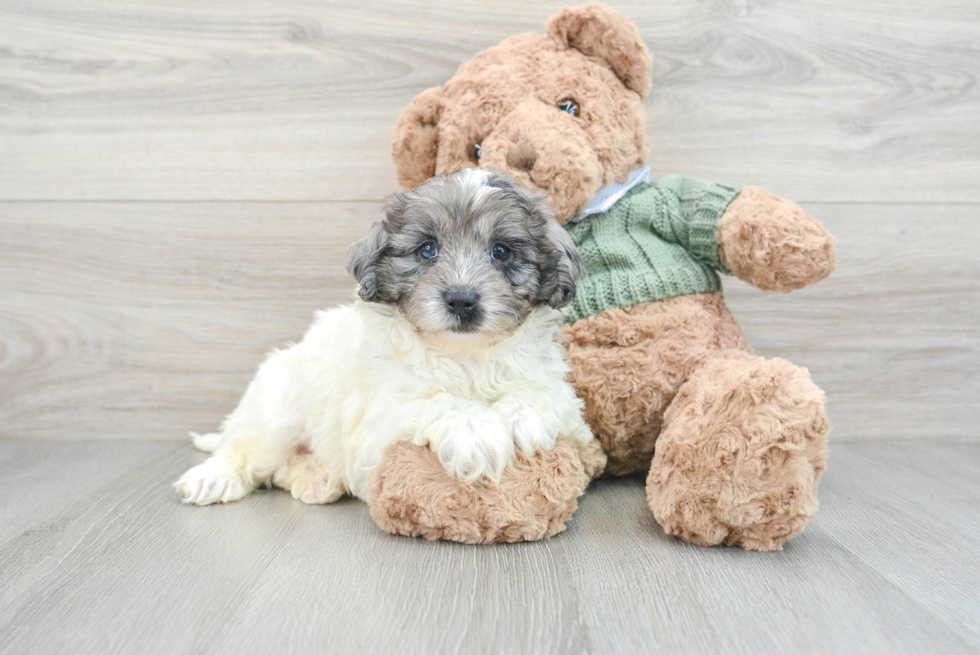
640, 175, 745, 272
642, 176, 836, 291
716, 186, 837, 292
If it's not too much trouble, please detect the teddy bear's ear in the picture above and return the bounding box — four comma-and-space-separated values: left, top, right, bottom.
391, 86, 443, 190
546, 4, 652, 98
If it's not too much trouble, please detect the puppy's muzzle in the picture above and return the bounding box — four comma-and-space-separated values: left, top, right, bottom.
444, 287, 480, 326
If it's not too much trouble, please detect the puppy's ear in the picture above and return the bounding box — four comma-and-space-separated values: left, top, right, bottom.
542, 219, 585, 309
546, 4, 652, 98
346, 221, 389, 302
491, 171, 585, 309
391, 86, 443, 190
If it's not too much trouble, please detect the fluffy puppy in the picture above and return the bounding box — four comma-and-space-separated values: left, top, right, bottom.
175, 168, 593, 506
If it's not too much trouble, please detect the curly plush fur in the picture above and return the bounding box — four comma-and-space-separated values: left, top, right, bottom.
719, 186, 837, 292
562, 294, 752, 475
370, 439, 606, 544
646, 353, 829, 551
388, 4, 836, 549
391, 6, 649, 221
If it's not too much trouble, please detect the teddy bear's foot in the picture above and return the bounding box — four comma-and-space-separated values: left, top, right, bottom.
646, 351, 830, 551
368, 439, 605, 544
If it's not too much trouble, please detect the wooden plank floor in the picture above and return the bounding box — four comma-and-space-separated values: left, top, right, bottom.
0, 439, 977, 654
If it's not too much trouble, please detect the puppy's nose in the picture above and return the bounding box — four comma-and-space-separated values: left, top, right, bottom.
444, 287, 479, 318
506, 142, 538, 172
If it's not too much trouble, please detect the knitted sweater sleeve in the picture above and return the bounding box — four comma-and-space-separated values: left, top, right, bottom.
638, 175, 744, 272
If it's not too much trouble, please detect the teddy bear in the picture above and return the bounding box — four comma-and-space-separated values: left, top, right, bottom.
369, 3, 836, 551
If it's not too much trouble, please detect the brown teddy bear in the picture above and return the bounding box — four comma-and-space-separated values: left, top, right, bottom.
371, 3, 836, 551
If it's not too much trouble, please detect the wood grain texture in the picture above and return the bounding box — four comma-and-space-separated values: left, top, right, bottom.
815, 441, 980, 645
0, 0, 978, 202
0, 202, 377, 440
1, 201, 976, 441
0, 440, 976, 654
0, 440, 178, 542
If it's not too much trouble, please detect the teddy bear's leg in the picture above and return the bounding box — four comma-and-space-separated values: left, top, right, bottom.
563, 295, 752, 476
367, 439, 605, 544
646, 351, 830, 551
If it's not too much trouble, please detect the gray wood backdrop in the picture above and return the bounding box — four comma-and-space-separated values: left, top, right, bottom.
1, 0, 977, 442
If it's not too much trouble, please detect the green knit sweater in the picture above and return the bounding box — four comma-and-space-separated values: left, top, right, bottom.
563, 176, 744, 324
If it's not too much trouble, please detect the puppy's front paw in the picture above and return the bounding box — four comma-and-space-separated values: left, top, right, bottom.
494, 402, 558, 456
434, 411, 514, 483
174, 459, 250, 505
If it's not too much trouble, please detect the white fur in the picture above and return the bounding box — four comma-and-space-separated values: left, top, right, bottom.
174, 299, 592, 505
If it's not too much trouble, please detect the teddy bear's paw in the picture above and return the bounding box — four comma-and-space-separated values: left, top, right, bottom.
718, 186, 837, 292
494, 401, 559, 456
433, 410, 515, 483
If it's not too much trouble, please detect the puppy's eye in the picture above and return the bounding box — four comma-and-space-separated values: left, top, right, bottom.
469, 143, 482, 164
419, 242, 439, 259
491, 243, 511, 262
557, 97, 580, 117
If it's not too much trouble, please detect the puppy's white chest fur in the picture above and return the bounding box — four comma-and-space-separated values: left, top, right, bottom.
303, 301, 589, 499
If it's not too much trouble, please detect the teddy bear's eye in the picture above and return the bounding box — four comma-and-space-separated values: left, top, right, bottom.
469, 143, 482, 164
557, 97, 580, 117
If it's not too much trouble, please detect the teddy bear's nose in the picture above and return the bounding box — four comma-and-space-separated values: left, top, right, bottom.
505, 142, 538, 172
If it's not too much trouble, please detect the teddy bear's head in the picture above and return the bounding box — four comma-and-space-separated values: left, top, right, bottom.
392, 4, 652, 223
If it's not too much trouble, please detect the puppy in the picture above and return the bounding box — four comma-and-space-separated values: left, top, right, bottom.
175, 169, 593, 506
